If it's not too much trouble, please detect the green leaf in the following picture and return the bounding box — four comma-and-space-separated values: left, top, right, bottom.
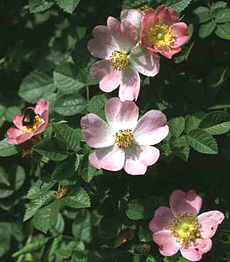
206, 67, 229, 96
211, 1, 228, 11
193, 6, 211, 23
168, 117, 185, 138
0, 139, 19, 157
199, 21, 216, 38
170, 136, 190, 161
27, 180, 56, 199
8, 165, 26, 191
78, 154, 103, 183
72, 210, 92, 243
215, 23, 230, 40
0, 223, 11, 258
53, 62, 85, 95
24, 190, 55, 222
199, 111, 230, 135
60, 186, 90, 208
215, 8, 230, 23
29, 0, 55, 13
19, 70, 56, 103
54, 94, 86, 116
87, 94, 107, 119
186, 129, 218, 154
55, 0, 81, 13
34, 137, 69, 161
50, 213, 65, 236
12, 234, 48, 257
184, 115, 202, 134
122, 0, 148, 9
126, 199, 144, 220
208, 104, 230, 109
139, 223, 153, 242
33, 201, 61, 233
52, 123, 81, 151
5, 106, 21, 122
167, 0, 192, 12
52, 154, 76, 181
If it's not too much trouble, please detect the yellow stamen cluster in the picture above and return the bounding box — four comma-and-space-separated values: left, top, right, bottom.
110, 50, 130, 70
114, 129, 133, 148
139, 5, 150, 12
147, 23, 176, 50
21, 115, 43, 134
169, 213, 201, 247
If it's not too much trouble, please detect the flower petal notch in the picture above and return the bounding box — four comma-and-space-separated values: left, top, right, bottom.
149, 189, 225, 261
81, 97, 169, 175
140, 5, 189, 59
87, 16, 160, 101
7, 99, 49, 145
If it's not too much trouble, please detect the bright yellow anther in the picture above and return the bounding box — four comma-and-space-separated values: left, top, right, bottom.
169, 213, 201, 247
110, 50, 130, 70
114, 129, 133, 148
148, 23, 176, 50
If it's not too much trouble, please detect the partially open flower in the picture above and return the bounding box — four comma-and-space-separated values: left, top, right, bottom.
81, 97, 169, 175
140, 5, 189, 59
88, 16, 160, 102
149, 190, 225, 261
7, 99, 49, 145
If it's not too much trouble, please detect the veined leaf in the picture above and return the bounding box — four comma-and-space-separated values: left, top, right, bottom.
34, 137, 69, 161
0, 139, 19, 157
55, 0, 81, 13
167, 0, 192, 12
199, 111, 230, 135
186, 129, 218, 154
168, 117, 185, 138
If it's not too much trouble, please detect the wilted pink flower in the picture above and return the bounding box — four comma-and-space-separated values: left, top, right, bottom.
81, 97, 169, 175
140, 5, 189, 59
7, 99, 49, 145
149, 190, 225, 261
87, 16, 160, 102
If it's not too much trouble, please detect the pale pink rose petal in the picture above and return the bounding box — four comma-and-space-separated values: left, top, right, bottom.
198, 211, 225, 239
133, 110, 169, 145
119, 67, 140, 102
107, 16, 137, 52
120, 9, 143, 30
149, 206, 174, 232
81, 113, 114, 148
170, 190, 202, 216
34, 99, 49, 116
160, 47, 181, 59
89, 145, 125, 171
130, 45, 160, 77
155, 5, 179, 25
91, 60, 121, 92
7, 128, 33, 145
153, 230, 180, 256
87, 25, 118, 59
123, 145, 159, 175
180, 239, 212, 262
105, 97, 139, 131
171, 23, 189, 47
13, 114, 24, 130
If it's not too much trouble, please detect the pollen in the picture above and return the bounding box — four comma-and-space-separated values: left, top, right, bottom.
139, 5, 150, 12
21, 115, 43, 134
110, 50, 130, 70
114, 129, 133, 148
147, 23, 176, 50
169, 213, 201, 247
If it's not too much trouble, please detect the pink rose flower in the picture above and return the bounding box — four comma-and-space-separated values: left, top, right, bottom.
81, 97, 169, 175
7, 99, 49, 145
149, 190, 225, 261
87, 16, 160, 102
140, 5, 189, 59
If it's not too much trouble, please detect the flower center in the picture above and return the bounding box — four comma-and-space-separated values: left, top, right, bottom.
138, 5, 150, 12
114, 129, 133, 148
110, 50, 130, 70
21, 115, 43, 134
169, 213, 201, 247
147, 23, 176, 50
